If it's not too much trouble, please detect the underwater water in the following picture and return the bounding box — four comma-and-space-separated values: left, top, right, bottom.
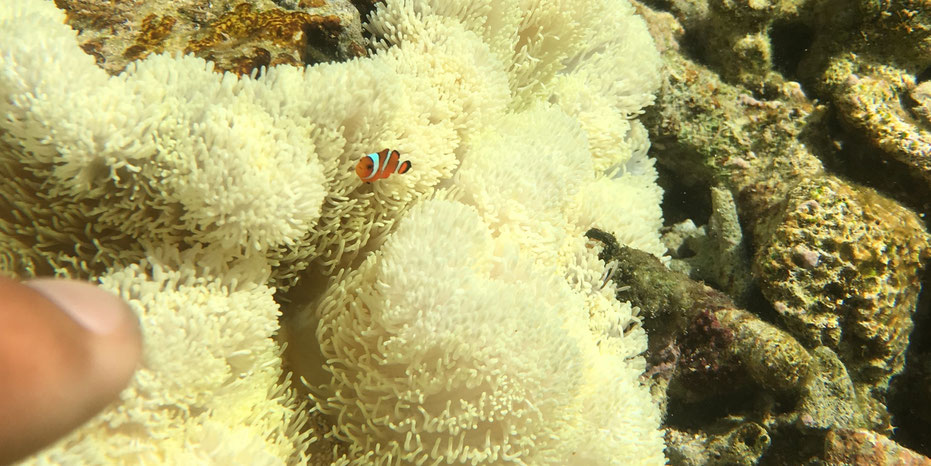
1, 0, 930, 464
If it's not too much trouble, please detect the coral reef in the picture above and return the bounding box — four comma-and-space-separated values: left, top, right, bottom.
5, 0, 931, 462
635, 0, 931, 462
590, 227, 900, 464
674, 310, 740, 398
2, 0, 667, 463
717, 307, 811, 393
804, 0, 931, 194
640, 0, 931, 379
642, 0, 931, 196
589, 230, 811, 400
653, 0, 809, 90
54, 0, 366, 75
797, 347, 876, 432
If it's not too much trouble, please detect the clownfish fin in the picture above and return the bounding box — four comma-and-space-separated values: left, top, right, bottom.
398, 160, 412, 174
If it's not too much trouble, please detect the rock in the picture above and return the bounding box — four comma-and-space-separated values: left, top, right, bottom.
755, 176, 930, 385
824, 429, 931, 465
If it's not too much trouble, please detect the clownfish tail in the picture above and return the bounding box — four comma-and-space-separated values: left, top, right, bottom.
398, 160, 412, 174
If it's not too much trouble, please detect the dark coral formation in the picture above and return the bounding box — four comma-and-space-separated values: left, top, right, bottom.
666, 422, 772, 466
184, 3, 345, 73
122, 14, 178, 61
55, 0, 366, 76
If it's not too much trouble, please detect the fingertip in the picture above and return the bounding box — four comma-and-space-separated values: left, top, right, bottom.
0, 277, 142, 464
26, 278, 143, 401
26, 279, 131, 335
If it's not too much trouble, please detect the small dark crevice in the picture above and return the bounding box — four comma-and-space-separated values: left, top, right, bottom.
819, 112, 931, 227
770, 20, 814, 83
656, 160, 713, 228
665, 390, 759, 431
888, 270, 931, 457
916, 66, 931, 84
678, 27, 712, 68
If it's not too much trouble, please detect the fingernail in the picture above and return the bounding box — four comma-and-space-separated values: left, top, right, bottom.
25, 279, 128, 335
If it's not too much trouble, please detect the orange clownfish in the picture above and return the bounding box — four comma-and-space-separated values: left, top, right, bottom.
355, 149, 412, 183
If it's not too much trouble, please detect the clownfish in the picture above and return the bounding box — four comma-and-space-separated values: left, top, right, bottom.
355, 149, 412, 183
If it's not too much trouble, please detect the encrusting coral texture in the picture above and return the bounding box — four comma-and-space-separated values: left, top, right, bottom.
1, 0, 666, 463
